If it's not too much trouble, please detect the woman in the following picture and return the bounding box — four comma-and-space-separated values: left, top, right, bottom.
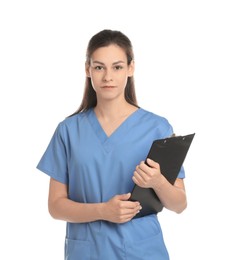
37, 29, 187, 259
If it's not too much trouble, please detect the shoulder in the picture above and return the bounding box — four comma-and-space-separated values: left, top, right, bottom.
138, 108, 173, 137
54, 110, 89, 136
139, 108, 171, 125
60, 110, 88, 127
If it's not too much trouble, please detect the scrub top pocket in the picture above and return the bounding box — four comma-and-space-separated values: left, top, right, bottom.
65, 238, 90, 260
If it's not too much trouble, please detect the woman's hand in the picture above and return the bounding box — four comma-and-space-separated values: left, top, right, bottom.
132, 159, 187, 213
101, 193, 142, 223
132, 158, 165, 190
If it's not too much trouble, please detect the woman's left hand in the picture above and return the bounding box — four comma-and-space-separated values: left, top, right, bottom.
132, 158, 165, 190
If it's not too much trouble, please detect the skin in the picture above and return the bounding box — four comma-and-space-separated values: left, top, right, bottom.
86, 44, 137, 136
48, 44, 187, 224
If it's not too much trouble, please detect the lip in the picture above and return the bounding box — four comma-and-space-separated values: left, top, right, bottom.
101, 86, 116, 88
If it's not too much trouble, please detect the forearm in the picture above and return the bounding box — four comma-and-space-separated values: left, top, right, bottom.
48, 179, 141, 224
48, 197, 105, 223
153, 176, 187, 213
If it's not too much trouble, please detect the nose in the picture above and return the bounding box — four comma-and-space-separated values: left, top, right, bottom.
103, 69, 113, 82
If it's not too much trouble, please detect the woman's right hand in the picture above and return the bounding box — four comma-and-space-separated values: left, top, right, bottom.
101, 193, 142, 223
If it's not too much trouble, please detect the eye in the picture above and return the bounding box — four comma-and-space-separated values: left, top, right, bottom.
114, 65, 123, 70
94, 66, 104, 70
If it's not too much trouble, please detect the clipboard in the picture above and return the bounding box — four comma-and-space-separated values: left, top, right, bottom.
129, 133, 195, 218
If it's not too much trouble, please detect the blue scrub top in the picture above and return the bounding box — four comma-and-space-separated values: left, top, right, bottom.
37, 108, 185, 260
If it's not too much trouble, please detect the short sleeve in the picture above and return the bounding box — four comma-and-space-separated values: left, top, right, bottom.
177, 165, 185, 179
36, 123, 68, 184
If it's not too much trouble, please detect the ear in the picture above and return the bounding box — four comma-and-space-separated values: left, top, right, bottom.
85, 62, 91, 78
128, 60, 135, 77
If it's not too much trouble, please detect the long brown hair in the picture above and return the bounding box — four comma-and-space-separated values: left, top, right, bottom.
69, 29, 138, 116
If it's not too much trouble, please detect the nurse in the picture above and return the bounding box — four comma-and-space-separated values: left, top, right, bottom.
37, 29, 187, 260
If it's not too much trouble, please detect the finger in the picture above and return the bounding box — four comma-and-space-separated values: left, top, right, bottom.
132, 172, 145, 185
134, 166, 148, 182
123, 201, 141, 209
138, 161, 154, 176
146, 158, 160, 169
120, 206, 142, 218
118, 215, 135, 223
117, 193, 131, 201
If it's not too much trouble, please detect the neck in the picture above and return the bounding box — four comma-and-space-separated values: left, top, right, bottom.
94, 100, 136, 122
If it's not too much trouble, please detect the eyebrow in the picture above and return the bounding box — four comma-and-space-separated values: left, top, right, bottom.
92, 60, 126, 65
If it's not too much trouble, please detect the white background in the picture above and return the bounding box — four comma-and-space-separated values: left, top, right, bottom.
1, 0, 228, 259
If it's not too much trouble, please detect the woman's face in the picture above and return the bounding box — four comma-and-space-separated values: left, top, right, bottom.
86, 44, 134, 103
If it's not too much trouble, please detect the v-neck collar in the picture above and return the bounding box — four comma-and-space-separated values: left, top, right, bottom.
87, 108, 142, 153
